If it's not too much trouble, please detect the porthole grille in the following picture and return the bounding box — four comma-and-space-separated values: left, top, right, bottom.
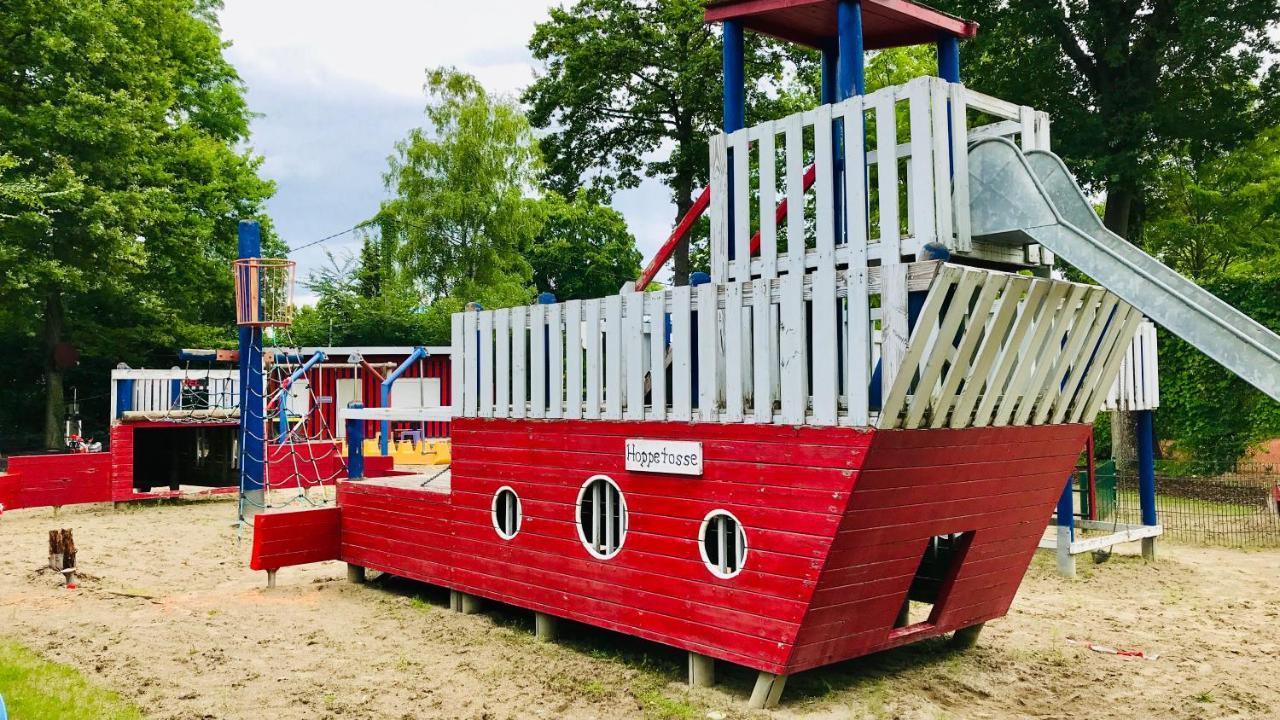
578, 476, 626, 558
701, 512, 747, 578
492, 487, 521, 539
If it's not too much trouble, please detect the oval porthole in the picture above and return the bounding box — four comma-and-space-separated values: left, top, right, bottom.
576, 475, 627, 559
699, 510, 747, 579
491, 486, 522, 540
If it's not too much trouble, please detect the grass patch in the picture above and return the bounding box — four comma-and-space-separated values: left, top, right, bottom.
0, 638, 143, 720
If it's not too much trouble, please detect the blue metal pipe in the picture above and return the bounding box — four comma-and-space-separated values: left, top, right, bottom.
836, 1, 865, 99
277, 351, 326, 441
1137, 409, 1158, 526
380, 346, 428, 456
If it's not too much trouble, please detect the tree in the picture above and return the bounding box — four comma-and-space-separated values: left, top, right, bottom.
382, 68, 542, 303
524, 0, 805, 286
0, 0, 275, 449
934, 0, 1279, 239
529, 192, 642, 301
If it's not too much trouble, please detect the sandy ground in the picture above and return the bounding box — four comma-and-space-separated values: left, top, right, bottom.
1, 498, 1278, 720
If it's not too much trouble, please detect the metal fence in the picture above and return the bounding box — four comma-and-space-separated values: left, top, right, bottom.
1104, 466, 1280, 547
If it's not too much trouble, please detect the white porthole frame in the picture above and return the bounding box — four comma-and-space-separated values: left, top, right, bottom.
491, 485, 522, 540
575, 474, 628, 560
698, 509, 748, 579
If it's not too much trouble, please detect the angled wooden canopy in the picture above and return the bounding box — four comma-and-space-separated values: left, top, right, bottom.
704, 0, 977, 51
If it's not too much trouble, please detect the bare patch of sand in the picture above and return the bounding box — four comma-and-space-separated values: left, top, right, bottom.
1, 499, 1277, 719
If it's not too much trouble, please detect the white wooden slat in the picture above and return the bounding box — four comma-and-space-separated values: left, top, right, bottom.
462, 310, 478, 417
732, 131, 751, 284
510, 306, 527, 419
878, 265, 962, 427
724, 282, 745, 422
949, 83, 972, 252
845, 263, 871, 427
604, 295, 622, 420
1051, 293, 1119, 424
1019, 105, 1037, 151
1146, 323, 1160, 408
751, 278, 772, 422
451, 312, 466, 418
1013, 283, 1090, 426
647, 291, 667, 421
709, 134, 729, 283
564, 300, 583, 420
757, 126, 778, 279
814, 104, 835, 265
583, 299, 601, 420
697, 284, 720, 422
1080, 307, 1145, 423
779, 272, 806, 424
930, 79, 953, 249
844, 95, 869, 247
670, 286, 692, 421
928, 274, 1008, 428
548, 303, 563, 418
1033, 287, 1105, 425
970, 279, 1050, 427
623, 292, 645, 421
784, 115, 805, 277
880, 265, 910, 407
874, 90, 900, 256
908, 78, 936, 253
479, 311, 494, 418
991, 281, 1072, 427
902, 269, 984, 429
529, 304, 546, 419
494, 308, 510, 419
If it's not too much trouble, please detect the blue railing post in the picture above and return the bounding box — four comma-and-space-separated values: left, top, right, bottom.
380, 346, 428, 456
346, 402, 365, 480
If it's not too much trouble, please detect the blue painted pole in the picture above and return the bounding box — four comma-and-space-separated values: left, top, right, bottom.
937, 34, 961, 83
723, 19, 745, 265
237, 220, 265, 520
820, 45, 839, 105
1056, 476, 1075, 540
1137, 409, 1157, 526
115, 379, 134, 419
379, 346, 428, 456
277, 351, 327, 442
538, 292, 555, 408
346, 402, 365, 480
836, 1, 865, 99
690, 272, 710, 404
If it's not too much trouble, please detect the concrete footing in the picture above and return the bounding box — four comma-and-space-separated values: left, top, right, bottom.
449, 590, 482, 613
266, 569, 277, 589
748, 671, 787, 709
1141, 536, 1157, 560
687, 652, 715, 688
1055, 525, 1076, 578
951, 622, 985, 649
347, 563, 366, 584
534, 612, 557, 642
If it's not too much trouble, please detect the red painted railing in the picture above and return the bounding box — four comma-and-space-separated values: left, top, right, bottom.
634, 163, 818, 291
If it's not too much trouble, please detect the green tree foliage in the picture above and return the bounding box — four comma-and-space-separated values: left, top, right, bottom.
1145, 128, 1280, 281
0, 0, 275, 449
524, 0, 807, 285
933, 0, 1279, 238
382, 68, 541, 302
530, 192, 642, 301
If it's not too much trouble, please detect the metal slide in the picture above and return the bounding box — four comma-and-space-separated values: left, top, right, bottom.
967, 137, 1280, 401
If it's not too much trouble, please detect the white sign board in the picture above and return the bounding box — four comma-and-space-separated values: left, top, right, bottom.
624, 438, 703, 476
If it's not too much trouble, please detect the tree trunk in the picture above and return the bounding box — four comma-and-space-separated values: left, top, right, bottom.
671, 173, 694, 287
1102, 179, 1138, 475
42, 289, 65, 451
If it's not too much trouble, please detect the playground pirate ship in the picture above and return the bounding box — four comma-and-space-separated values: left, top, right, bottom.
248, 0, 1280, 709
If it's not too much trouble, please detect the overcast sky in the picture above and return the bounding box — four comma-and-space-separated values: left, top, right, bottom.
218, 1, 675, 299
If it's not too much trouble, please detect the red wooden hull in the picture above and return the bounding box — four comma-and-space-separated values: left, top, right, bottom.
333, 418, 1089, 674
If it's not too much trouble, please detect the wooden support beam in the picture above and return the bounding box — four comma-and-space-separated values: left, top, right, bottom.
687, 652, 715, 688
534, 612, 557, 642
1142, 537, 1157, 561
266, 569, 277, 589
748, 671, 786, 709
951, 623, 985, 649
346, 563, 366, 584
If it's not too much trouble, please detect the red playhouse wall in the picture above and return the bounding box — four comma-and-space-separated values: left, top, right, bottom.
0, 452, 112, 510
273, 353, 452, 440
329, 418, 1089, 674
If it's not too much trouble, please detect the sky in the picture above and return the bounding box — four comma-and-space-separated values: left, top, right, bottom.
217, 1, 676, 300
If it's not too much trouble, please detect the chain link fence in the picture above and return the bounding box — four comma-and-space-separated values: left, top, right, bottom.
1100, 464, 1280, 547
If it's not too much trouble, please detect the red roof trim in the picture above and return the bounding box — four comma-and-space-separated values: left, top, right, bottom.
705, 0, 977, 50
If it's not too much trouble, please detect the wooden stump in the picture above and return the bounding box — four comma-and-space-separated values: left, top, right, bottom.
48, 528, 76, 571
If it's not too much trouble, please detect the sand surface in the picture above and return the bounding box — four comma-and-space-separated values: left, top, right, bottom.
1, 499, 1277, 719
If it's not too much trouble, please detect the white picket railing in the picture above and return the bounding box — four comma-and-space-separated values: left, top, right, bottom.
1103, 319, 1160, 412
110, 368, 240, 423
451, 263, 1138, 429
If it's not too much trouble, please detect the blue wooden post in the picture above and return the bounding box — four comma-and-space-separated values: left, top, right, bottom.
836, 1, 865, 99
538, 292, 555, 407
820, 45, 839, 105
723, 20, 745, 264
937, 34, 961, 82
1137, 410, 1157, 526
237, 220, 265, 521
115, 379, 134, 419
346, 402, 365, 480
690, 272, 710, 404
